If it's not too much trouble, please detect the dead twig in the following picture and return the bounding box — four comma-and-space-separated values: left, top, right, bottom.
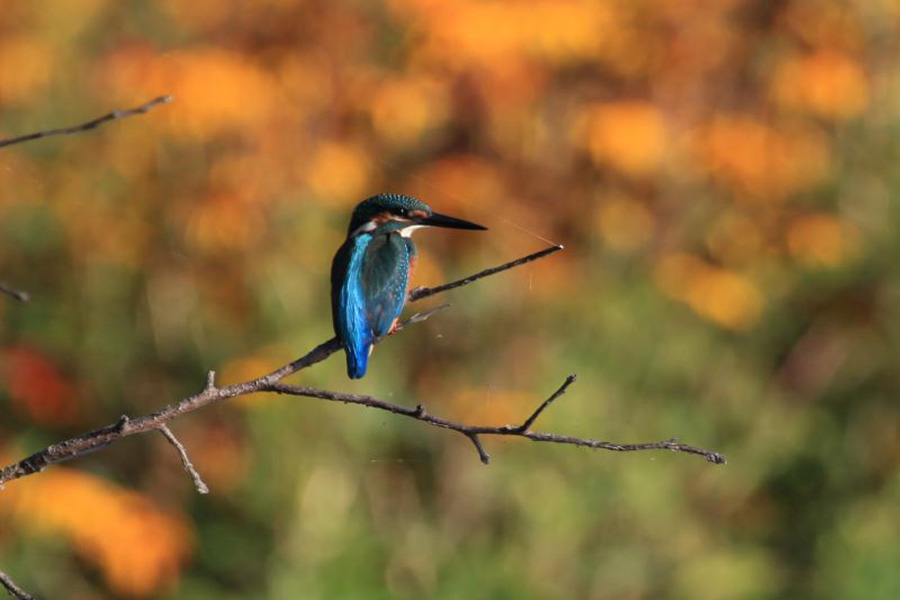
0, 95, 172, 149
0, 570, 37, 600
157, 423, 209, 494
0, 283, 29, 302
268, 378, 727, 465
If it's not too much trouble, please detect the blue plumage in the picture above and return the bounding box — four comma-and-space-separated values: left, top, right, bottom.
331, 194, 486, 379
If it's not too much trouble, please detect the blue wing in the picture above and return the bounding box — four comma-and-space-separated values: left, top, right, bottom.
331, 232, 412, 378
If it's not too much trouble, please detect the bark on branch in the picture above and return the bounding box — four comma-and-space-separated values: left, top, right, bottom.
0, 283, 29, 302
0, 570, 36, 600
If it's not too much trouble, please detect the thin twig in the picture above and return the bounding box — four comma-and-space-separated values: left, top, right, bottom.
0, 95, 173, 149
0, 570, 37, 600
267, 379, 727, 465
519, 374, 576, 432
409, 244, 563, 301
0, 284, 29, 302
158, 424, 209, 494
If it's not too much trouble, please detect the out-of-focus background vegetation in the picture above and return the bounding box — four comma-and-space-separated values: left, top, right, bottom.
1, 0, 899, 598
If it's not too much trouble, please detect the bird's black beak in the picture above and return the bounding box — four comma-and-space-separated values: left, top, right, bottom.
418, 212, 487, 231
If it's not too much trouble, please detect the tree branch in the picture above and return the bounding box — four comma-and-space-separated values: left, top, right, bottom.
0, 283, 29, 302
0, 245, 724, 494
408, 244, 563, 301
0, 95, 172, 149
267, 378, 727, 465
0, 570, 37, 600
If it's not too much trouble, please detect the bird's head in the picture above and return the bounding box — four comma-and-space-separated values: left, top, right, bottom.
347, 193, 487, 237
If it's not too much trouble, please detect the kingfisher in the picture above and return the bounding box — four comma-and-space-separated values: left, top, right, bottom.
331, 193, 486, 379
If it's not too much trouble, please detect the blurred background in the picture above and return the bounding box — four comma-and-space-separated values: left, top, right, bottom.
1, 0, 899, 598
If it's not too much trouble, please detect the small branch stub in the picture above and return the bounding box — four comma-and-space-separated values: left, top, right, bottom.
158, 424, 209, 494
0, 283, 29, 302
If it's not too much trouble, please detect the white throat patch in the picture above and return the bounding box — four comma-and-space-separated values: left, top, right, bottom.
400, 225, 426, 238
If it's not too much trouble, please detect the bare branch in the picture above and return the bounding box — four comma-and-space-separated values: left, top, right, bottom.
518, 374, 576, 432
0, 570, 37, 600
409, 244, 563, 301
267, 379, 726, 465
0, 244, 724, 494
0, 283, 29, 302
158, 424, 209, 494
465, 433, 491, 464
0, 95, 173, 149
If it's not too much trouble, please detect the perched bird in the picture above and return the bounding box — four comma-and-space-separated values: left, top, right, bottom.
331, 193, 486, 378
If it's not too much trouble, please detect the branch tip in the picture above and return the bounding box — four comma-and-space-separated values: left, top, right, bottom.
116, 414, 130, 432
0, 284, 29, 302
519, 374, 578, 432
0, 94, 174, 149
466, 433, 491, 464
205, 371, 217, 391
158, 424, 209, 494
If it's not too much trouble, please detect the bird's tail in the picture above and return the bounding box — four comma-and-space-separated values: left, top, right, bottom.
345, 342, 371, 379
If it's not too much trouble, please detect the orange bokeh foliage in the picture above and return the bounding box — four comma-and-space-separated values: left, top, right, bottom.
690, 116, 830, 200
655, 254, 764, 331
578, 101, 669, 177
406, 156, 507, 216
1, 467, 192, 597
0, 35, 54, 104
771, 50, 869, 120
597, 195, 656, 253
306, 141, 374, 205
184, 192, 266, 255
393, 0, 613, 68
2, 347, 80, 426
787, 213, 860, 269
705, 212, 768, 266
188, 422, 250, 492
369, 76, 450, 149
447, 386, 532, 428
99, 46, 278, 140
